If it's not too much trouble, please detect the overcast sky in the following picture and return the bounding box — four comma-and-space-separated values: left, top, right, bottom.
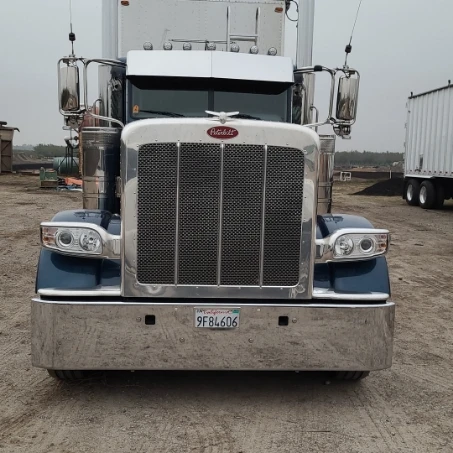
0, 0, 452, 151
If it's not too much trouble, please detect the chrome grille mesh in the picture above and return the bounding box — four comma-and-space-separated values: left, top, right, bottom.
221, 145, 264, 285
137, 143, 177, 284
137, 143, 304, 287
178, 144, 220, 285
263, 147, 305, 285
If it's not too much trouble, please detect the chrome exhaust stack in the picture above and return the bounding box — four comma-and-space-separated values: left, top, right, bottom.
317, 135, 336, 215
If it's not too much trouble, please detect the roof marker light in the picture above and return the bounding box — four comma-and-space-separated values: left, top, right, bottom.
143, 42, 153, 51
183, 42, 192, 51
230, 43, 240, 53
163, 41, 173, 51
206, 42, 216, 51
250, 46, 259, 54
268, 47, 278, 56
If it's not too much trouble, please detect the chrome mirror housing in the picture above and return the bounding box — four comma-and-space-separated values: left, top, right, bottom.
59, 63, 81, 113
336, 71, 360, 122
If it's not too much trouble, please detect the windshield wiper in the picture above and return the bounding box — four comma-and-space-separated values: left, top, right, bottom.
138, 110, 186, 118
231, 113, 262, 121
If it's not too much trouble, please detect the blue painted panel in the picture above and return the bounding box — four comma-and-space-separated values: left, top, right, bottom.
313, 264, 330, 289
51, 210, 113, 229
36, 250, 100, 291
331, 257, 390, 294
100, 259, 121, 287
316, 214, 374, 239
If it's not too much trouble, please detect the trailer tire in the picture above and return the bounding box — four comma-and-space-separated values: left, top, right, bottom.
419, 180, 437, 209
334, 371, 370, 381
435, 183, 445, 209
405, 179, 420, 206
47, 370, 86, 381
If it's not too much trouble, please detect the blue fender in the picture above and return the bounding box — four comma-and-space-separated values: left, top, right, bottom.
35, 210, 121, 292
314, 214, 391, 295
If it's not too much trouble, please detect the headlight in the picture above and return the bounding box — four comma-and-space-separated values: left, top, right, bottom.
316, 228, 389, 263
41, 222, 120, 259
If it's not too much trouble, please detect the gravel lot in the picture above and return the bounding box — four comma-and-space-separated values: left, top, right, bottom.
1, 174, 452, 453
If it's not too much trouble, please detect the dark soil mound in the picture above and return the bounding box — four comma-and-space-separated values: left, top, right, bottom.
354, 178, 403, 196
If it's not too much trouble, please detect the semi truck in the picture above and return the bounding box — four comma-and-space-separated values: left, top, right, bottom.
32, 0, 395, 381
404, 83, 453, 209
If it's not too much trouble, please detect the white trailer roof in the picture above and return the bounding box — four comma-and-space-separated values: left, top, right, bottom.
126, 51, 294, 83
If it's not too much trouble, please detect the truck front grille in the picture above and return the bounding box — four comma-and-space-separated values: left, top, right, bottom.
137, 143, 304, 287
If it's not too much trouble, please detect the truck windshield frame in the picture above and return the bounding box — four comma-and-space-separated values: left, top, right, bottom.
127, 77, 292, 123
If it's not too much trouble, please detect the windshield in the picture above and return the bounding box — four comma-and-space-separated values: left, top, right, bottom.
129, 77, 291, 122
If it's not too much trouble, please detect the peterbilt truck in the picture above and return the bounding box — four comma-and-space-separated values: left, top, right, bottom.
404, 83, 453, 209
32, 0, 394, 381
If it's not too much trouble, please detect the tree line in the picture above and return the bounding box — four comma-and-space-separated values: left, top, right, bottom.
14, 144, 67, 158
335, 151, 403, 167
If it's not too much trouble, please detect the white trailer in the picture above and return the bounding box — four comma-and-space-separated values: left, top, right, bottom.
404, 83, 453, 209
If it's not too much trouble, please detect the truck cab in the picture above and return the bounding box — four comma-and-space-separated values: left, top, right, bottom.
33, 0, 394, 381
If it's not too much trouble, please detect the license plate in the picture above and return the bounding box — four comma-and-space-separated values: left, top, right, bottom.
195, 308, 240, 329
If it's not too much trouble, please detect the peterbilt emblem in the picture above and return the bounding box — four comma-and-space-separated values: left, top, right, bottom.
207, 126, 239, 140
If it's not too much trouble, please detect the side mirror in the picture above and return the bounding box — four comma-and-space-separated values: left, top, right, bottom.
59, 64, 81, 113
336, 72, 360, 122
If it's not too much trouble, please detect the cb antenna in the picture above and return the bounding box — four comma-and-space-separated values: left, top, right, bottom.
69, 0, 76, 57
344, 0, 364, 68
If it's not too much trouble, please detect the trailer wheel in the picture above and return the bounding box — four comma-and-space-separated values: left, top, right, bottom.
334, 371, 370, 381
419, 180, 437, 209
47, 370, 86, 381
405, 179, 420, 206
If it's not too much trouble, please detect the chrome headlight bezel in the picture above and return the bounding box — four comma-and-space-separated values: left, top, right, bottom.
316, 228, 390, 263
40, 222, 121, 259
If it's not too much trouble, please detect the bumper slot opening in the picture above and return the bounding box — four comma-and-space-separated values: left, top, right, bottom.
278, 316, 289, 326
145, 315, 156, 325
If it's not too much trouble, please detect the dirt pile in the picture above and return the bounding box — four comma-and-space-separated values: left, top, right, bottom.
354, 178, 403, 196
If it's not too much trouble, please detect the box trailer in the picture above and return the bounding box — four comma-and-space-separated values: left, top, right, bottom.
404, 83, 453, 209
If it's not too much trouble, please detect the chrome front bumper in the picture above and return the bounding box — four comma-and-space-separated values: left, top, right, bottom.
31, 298, 395, 371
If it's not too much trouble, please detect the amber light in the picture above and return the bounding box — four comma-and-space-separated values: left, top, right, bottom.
275, 7, 284, 13
121, 1, 130, 6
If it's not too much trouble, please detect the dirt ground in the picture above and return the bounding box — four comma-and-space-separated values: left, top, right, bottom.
1, 174, 452, 453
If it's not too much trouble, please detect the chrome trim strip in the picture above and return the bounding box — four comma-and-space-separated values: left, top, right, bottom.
217, 143, 225, 286
38, 288, 122, 297
38, 287, 390, 302
312, 288, 390, 301
33, 296, 394, 309
259, 145, 268, 287
174, 142, 181, 285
